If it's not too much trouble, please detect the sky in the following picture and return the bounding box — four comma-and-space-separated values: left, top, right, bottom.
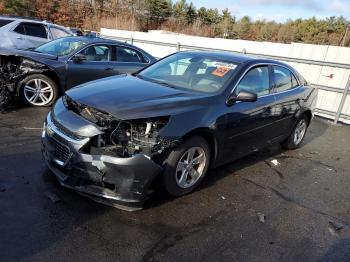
191, 0, 350, 22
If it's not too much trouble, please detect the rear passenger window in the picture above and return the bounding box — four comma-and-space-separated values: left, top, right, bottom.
14, 23, 26, 34
50, 27, 71, 39
80, 45, 111, 61
273, 66, 299, 92
236, 66, 270, 97
14, 23, 47, 38
117, 47, 143, 63
0, 19, 14, 27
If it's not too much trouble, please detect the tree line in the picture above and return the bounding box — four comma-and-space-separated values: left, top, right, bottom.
1, 0, 349, 46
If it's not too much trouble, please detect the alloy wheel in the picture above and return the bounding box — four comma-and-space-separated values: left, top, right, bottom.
23, 79, 54, 106
175, 147, 207, 189
294, 119, 307, 145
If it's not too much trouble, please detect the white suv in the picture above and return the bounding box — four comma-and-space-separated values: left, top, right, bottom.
0, 16, 73, 50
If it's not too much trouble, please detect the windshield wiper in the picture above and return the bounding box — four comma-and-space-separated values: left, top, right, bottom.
136, 74, 177, 89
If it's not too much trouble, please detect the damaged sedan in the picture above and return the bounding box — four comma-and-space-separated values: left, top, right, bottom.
42, 51, 317, 210
0, 36, 155, 109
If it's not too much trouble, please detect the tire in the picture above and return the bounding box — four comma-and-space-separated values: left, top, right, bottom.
20, 74, 59, 107
162, 136, 211, 196
281, 114, 309, 150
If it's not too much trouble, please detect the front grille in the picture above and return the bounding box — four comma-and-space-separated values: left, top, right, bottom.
52, 138, 71, 165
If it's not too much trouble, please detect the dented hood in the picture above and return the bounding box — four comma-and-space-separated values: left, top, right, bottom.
66, 74, 213, 120
0, 47, 58, 61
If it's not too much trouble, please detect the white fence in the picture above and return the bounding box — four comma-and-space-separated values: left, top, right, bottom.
101, 28, 350, 125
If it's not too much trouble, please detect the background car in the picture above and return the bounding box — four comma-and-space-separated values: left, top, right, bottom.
0, 36, 156, 107
41, 51, 317, 210
0, 16, 73, 49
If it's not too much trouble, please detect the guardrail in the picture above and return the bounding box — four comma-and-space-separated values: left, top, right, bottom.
102, 35, 350, 124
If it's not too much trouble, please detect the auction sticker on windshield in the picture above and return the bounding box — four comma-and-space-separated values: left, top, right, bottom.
212, 62, 237, 77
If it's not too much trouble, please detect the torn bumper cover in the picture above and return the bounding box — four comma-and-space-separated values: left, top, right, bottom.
41, 112, 163, 211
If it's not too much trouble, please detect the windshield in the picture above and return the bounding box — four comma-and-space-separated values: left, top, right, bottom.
35, 38, 87, 56
138, 53, 238, 93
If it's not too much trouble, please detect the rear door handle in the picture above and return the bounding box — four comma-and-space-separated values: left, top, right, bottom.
104, 67, 113, 71
16, 36, 23, 40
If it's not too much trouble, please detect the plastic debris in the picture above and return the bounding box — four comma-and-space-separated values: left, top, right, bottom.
271, 159, 280, 166
257, 212, 266, 223
328, 221, 344, 235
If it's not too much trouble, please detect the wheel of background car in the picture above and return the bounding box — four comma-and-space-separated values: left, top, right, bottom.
20, 74, 58, 107
281, 114, 309, 150
162, 136, 211, 196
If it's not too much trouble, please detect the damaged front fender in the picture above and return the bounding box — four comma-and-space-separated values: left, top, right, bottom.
0, 51, 60, 110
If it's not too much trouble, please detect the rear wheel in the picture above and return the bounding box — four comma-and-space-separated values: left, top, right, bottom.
281, 115, 309, 149
20, 74, 58, 107
162, 136, 211, 196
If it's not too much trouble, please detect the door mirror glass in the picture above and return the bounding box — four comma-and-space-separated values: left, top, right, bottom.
226, 90, 257, 106
72, 53, 86, 63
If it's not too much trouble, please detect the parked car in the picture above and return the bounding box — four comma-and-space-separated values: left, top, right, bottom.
0, 36, 156, 107
0, 16, 73, 49
41, 51, 318, 211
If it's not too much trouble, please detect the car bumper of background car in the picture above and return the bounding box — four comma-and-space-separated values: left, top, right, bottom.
41, 112, 163, 211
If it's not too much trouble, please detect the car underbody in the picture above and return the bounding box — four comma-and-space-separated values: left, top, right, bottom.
42, 96, 179, 210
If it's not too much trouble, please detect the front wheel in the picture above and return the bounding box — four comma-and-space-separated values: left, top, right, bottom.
281, 115, 309, 149
20, 74, 58, 107
162, 136, 211, 196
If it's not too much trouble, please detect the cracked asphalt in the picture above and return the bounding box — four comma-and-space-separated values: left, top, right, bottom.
1, 107, 350, 262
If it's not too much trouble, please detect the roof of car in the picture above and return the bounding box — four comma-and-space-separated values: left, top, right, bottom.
181, 50, 292, 68
62, 36, 134, 46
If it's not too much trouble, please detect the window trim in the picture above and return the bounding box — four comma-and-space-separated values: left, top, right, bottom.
271, 65, 301, 94
230, 63, 301, 98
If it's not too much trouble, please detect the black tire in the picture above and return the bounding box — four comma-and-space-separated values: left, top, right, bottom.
281, 114, 309, 150
162, 136, 211, 196
20, 74, 59, 107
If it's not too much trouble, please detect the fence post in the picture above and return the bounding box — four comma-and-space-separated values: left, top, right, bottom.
176, 42, 181, 52
130, 37, 134, 45
334, 74, 350, 124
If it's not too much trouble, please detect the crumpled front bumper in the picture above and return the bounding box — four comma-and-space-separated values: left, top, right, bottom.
41, 112, 162, 211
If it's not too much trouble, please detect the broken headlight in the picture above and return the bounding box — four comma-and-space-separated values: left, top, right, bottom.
87, 116, 170, 158
110, 117, 170, 156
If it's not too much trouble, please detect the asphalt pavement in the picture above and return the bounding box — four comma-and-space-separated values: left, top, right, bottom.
1, 106, 350, 262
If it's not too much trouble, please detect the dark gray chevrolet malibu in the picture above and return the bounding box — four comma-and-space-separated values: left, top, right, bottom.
42, 51, 317, 211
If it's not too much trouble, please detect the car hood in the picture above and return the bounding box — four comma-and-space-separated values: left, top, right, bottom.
0, 47, 58, 60
66, 75, 214, 120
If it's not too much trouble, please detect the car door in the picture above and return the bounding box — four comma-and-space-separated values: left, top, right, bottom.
271, 65, 304, 137
110, 45, 150, 74
221, 65, 278, 161
11, 22, 48, 49
66, 44, 115, 88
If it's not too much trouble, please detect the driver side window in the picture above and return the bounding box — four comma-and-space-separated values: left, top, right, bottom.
236, 66, 270, 97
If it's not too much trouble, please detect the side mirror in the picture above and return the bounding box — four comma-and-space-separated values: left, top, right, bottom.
72, 53, 86, 63
226, 90, 257, 106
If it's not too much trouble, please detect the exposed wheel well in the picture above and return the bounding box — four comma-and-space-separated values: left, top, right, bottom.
303, 110, 312, 125
16, 71, 62, 96
181, 129, 217, 167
